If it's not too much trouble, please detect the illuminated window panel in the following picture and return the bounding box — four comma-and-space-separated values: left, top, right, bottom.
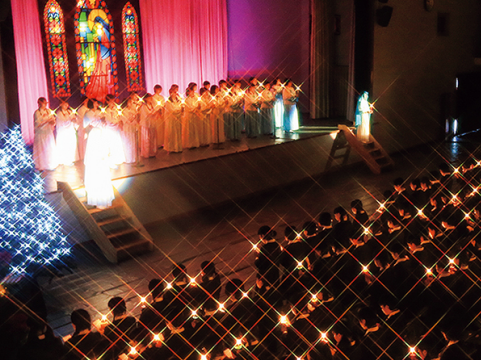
122, 2, 144, 92
74, 0, 119, 101
44, 0, 71, 98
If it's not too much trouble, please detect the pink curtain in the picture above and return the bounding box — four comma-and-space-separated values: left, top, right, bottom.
139, 0, 228, 94
11, 0, 49, 145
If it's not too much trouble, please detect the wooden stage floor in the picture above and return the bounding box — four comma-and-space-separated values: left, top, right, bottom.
42, 129, 330, 192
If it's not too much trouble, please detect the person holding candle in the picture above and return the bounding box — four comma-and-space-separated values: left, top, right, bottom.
56, 100, 78, 166
121, 96, 139, 164
210, 85, 226, 145
244, 85, 261, 138
33, 97, 58, 171
139, 93, 157, 158
198, 87, 213, 146
104, 94, 126, 166
64, 309, 106, 360
76, 97, 89, 161
104, 297, 138, 360
260, 81, 276, 136
152, 84, 166, 149
228, 80, 244, 141
282, 79, 300, 133
182, 83, 201, 149
164, 84, 184, 153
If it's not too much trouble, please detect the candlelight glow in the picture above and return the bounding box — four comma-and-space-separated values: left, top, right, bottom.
362, 265, 369, 273
218, 302, 225, 312
166, 282, 172, 289
129, 346, 138, 355
242, 292, 249, 298
280, 314, 290, 325
101, 314, 107, 322
426, 268, 433, 275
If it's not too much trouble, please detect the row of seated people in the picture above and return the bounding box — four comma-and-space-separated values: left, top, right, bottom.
6, 158, 481, 359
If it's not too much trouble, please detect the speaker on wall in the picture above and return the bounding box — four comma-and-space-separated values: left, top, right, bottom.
376, 6, 393, 27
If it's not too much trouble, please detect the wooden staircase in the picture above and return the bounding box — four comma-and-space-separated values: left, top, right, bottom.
336, 125, 394, 174
57, 182, 154, 263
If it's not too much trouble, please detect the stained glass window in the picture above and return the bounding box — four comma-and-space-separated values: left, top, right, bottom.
74, 0, 118, 102
122, 2, 144, 92
44, 0, 71, 98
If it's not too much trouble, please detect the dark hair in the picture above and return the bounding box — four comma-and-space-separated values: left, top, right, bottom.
203, 81, 210, 87
318, 212, 332, 226
143, 93, 152, 101
172, 263, 187, 282
219, 80, 227, 87
302, 222, 317, 236
87, 99, 96, 109
285, 226, 298, 241
38, 97, 47, 103
333, 206, 347, 217
210, 85, 219, 95
71, 309, 91, 332
258, 225, 272, 236
351, 199, 363, 211
410, 178, 420, 188
225, 278, 244, 300
201, 260, 216, 276
148, 279, 164, 300
169, 84, 179, 94
154, 84, 162, 91
108, 297, 127, 317
393, 177, 404, 187
200, 88, 207, 96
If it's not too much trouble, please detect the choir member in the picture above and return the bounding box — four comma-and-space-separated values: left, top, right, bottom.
198, 88, 213, 146
164, 84, 183, 153
152, 84, 165, 148
260, 81, 275, 136
55, 100, 78, 166
202, 80, 211, 93
76, 97, 89, 161
104, 94, 125, 166
139, 93, 157, 158
83, 99, 114, 209
182, 82, 201, 149
219, 80, 231, 140
229, 80, 244, 141
244, 85, 261, 138
282, 79, 299, 132
210, 85, 226, 144
272, 77, 284, 130
121, 96, 139, 164
33, 97, 58, 171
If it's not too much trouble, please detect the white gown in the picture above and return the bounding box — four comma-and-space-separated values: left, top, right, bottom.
153, 94, 165, 147
164, 98, 183, 152
121, 106, 139, 164
56, 109, 78, 165
104, 107, 126, 165
84, 120, 114, 209
33, 108, 58, 171
139, 103, 157, 158
182, 95, 201, 149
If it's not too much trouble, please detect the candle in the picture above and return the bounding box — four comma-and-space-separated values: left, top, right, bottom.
242, 292, 249, 298
362, 265, 369, 273
101, 314, 108, 322
166, 282, 172, 289
320, 332, 328, 343
296, 261, 303, 270
311, 293, 318, 302
426, 268, 433, 275
140, 296, 147, 308
200, 354, 208, 360
129, 346, 138, 355
279, 315, 289, 326
190, 277, 197, 286
409, 346, 416, 355
191, 309, 198, 319
218, 303, 225, 312
234, 338, 243, 349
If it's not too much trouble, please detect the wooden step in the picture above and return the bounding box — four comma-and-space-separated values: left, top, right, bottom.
106, 227, 140, 239
110, 234, 151, 252
96, 215, 131, 227
87, 203, 123, 215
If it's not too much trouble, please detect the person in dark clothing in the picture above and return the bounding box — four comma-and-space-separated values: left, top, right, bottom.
63, 309, 106, 360
104, 297, 137, 359
254, 225, 283, 287
139, 278, 165, 334
17, 318, 64, 360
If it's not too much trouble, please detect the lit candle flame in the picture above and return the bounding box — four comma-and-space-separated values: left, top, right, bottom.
153, 333, 161, 341
449, 258, 455, 264
311, 293, 318, 302
409, 346, 416, 354
190, 277, 197, 285
296, 261, 303, 269
101, 314, 107, 322
362, 265, 369, 273
279, 315, 290, 325
218, 303, 225, 312
320, 332, 328, 342
426, 268, 433, 275
200, 354, 208, 360
242, 292, 249, 298
192, 310, 198, 318
166, 282, 172, 289
129, 346, 138, 355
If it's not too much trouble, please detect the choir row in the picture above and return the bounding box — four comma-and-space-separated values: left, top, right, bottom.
32, 78, 301, 171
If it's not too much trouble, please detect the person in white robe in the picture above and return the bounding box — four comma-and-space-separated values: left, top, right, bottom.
282, 79, 299, 132
121, 97, 139, 164
244, 86, 261, 138
355, 91, 373, 143
139, 94, 157, 158
210, 86, 226, 144
272, 78, 284, 132
76, 98, 89, 161
152, 85, 165, 148
33, 97, 58, 171
182, 83, 201, 149
198, 88, 213, 146
104, 95, 126, 166
84, 116, 114, 209
164, 85, 183, 153
56, 100, 78, 166
228, 81, 244, 141
260, 82, 275, 136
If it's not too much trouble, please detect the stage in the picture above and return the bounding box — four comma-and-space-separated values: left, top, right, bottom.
44, 125, 365, 228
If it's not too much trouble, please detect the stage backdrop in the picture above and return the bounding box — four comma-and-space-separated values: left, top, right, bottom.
226, 0, 310, 111
139, 0, 228, 93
